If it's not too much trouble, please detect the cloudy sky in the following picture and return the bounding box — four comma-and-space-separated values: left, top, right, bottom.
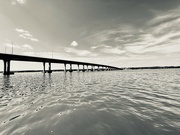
0, 0, 180, 68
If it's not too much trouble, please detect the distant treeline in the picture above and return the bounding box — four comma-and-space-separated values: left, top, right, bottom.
0, 66, 180, 73
121, 66, 180, 70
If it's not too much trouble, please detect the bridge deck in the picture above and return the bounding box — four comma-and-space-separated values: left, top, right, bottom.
0, 53, 119, 69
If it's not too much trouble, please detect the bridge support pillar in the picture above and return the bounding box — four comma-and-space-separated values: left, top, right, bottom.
64, 63, 66, 72
48, 62, 52, 73
43, 62, 46, 73
77, 64, 79, 72
91, 65, 94, 71
101, 67, 103, 71
7, 60, 10, 74
3, 60, 7, 75
100, 66, 102, 71
82, 65, 85, 72
3, 59, 13, 75
86, 65, 89, 72
98, 66, 100, 71
69, 64, 73, 72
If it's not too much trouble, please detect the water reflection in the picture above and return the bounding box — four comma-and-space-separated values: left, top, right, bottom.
1, 75, 11, 92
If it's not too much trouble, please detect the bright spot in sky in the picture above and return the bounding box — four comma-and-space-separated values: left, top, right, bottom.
71, 41, 78, 47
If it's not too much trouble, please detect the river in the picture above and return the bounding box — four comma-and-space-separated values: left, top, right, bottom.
0, 69, 180, 135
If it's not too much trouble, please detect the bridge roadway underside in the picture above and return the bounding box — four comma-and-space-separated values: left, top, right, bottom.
0, 53, 120, 75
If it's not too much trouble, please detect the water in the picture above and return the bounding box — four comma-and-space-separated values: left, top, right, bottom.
0, 69, 180, 135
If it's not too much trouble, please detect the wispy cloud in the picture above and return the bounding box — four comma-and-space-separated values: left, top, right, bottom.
15, 28, 39, 42
3, 42, 34, 51
86, 26, 134, 46
91, 44, 125, 55
15, 29, 28, 33
4, 43, 21, 48
22, 44, 33, 50
22, 51, 71, 60
11, 0, 26, 5
30, 38, 38, 42
64, 47, 97, 57
91, 44, 111, 50
85, 6, 180, 58
101, 47, 126, 55
148, 10, 180, 26
125, 8, 180, 54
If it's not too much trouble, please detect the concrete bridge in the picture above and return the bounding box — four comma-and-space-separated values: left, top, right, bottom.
0, 53, 121, 75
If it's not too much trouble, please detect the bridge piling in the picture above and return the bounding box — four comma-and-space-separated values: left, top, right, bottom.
69, 64, 73, 72
3, 60, 7, 75
64, 63, 66, 72
7, 60, 10, 74
77, 64, 79, 72
86, 65, 88, 72
48, 62, 52, 73
3, 59, 13, 75
43, 62, 46, 73
82, 65, 85, 72
91, 65, 93, 71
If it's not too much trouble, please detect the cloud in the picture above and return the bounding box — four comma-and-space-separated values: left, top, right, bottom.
86, 25, 134, 45
30, 38, 38, 42
4, 43, 21, 48
101, 47, 126, 55
11, 0, 26, 5
91, 46, 98, 49
22, 51, 71, 60
15, 28, 28, 33
85, 6, 180, 58
64, 47, 97, 57
148, 10, 180, 26
91, 44, 111, 50
124, 8, 180, 54
19, 33, 32, 39
15, 28, 39, 42
71, 41, 78, 47
3, 43, 33, 51
91, 44, 125, 55
22, 44, 33, 50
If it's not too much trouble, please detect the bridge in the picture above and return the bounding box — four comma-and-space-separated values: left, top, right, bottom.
0, 53, 121, 75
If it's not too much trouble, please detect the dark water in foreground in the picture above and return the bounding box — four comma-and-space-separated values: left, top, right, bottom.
0, 69, 180, 135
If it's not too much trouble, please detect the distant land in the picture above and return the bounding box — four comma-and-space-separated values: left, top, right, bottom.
0, 66, 180, 74
122, 66, 180, 70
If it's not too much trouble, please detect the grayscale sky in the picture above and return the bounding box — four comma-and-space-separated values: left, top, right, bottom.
0, 0, 180, 67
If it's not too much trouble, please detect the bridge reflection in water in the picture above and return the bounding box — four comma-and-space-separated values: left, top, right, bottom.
0, 53, 121, 75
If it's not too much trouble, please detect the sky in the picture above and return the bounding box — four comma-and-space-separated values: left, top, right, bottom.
0, 0, 180, 70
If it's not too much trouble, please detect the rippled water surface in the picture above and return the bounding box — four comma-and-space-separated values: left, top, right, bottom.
0, 69, 180, 135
